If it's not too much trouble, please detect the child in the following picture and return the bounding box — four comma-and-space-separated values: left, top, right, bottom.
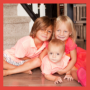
54, 15, 86, 86
3, 16, 53, 76
41, 39, 73, 84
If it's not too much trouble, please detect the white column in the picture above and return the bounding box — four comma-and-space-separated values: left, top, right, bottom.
40, 4, 45, 17
17, 4, 29, 16
32, 4, 38, 14
29, 4, 38, 33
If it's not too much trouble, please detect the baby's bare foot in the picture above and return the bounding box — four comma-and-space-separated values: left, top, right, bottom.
23, 70, 32, 74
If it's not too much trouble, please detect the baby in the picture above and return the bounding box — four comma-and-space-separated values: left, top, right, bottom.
41, 39, 73, 84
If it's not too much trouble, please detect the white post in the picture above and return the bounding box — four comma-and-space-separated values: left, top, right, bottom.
40, 4, 45, 17
29, 4, 38, 33
32, 4, 38, 14
17, 4, 29, 16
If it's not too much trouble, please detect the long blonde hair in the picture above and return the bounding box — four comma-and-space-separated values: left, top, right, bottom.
54, 16, 77, 42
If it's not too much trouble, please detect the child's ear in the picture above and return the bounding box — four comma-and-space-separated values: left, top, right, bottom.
69, 32, 72, 36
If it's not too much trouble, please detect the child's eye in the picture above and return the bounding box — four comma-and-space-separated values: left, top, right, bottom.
64, 31, 68, 33
48, 30, 52, 33
41, 29, 44, 30
50, 52, 53, 55
57, 53, 59, 55
57, 30, 60, 32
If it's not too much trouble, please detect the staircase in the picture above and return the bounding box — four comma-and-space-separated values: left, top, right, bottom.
3, 4, 31, 50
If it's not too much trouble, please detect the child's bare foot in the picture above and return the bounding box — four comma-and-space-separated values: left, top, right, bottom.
23, 70, 32, 74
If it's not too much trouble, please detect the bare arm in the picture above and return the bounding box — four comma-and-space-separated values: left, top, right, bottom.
58, 49, 77, 74
39, 48, 48, 61
18, 56, 31, 60
64, 49, 77, 72
44, 74, 58, 81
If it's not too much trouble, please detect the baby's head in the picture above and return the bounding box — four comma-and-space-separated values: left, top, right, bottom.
30, 16, 54, 41
48, 39, 65, 63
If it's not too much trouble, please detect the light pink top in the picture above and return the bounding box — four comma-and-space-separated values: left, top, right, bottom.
41, 55, 70, 74
4, 36, 48, 62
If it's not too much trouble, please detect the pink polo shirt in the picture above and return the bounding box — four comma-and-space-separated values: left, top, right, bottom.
4, 36, 48, 62
41, 55, 70, 75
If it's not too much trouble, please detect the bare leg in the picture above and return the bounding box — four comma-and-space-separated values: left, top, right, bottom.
71, 67, 78, 81
3, 58, 32, 74
3, 58, 17, 69
3, 57, 41, 76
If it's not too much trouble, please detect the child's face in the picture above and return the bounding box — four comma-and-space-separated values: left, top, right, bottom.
48, 45, 64, 63
36, 25, 52, 41
55, 22, 71, 41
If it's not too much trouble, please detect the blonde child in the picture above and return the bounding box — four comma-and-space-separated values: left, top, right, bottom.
3, 16, 53, 76
41, 39, 73, 84
54, 15, 86, 86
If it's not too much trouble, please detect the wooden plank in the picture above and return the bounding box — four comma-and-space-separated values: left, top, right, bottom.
75, 21, 86, 23
80, 25, 83, 39
73, 6, 76, 22
76, 39, 84, 41
57, 4, 60, 17
78, 25, 81, 38
77, 6, 79, 21
64, 4, 67, 16
74, 23, 83, 25
79, 6, 82, 21
75, 4, 86, 6
81, 17, 86, 20
83, 25, 86, 40
83, 6, 86, 17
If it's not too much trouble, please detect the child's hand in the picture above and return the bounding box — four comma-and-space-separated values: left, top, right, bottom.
54, 77, 63, 84
64, 75, 73, 81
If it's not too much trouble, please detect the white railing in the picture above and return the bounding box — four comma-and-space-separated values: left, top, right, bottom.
17, 3, 46, 33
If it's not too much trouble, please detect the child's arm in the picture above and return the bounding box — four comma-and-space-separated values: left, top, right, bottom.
44, 74, 63, 84
58, 49, 77, 74
39, 48, 48, 61
18, 56, 31, 60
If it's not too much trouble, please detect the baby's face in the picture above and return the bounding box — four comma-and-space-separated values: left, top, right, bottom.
48, 45, 64, 63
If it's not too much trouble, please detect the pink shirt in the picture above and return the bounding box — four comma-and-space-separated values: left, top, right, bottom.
4, 36, 48, 62
65, 37, 77, 55
65, 37, 86, 69
41, 55, 70, 75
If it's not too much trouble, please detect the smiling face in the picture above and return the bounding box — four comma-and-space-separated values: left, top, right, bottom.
55, 22, 72, 41
48, 44, 64, 63
36, 25, 53, 42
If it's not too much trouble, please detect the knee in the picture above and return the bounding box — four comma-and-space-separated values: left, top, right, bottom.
71, 70, 77, 76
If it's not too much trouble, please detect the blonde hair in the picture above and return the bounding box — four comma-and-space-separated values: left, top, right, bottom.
48, 39, 65, 53
54, 16, 77, 42
30, 16, 54, 41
